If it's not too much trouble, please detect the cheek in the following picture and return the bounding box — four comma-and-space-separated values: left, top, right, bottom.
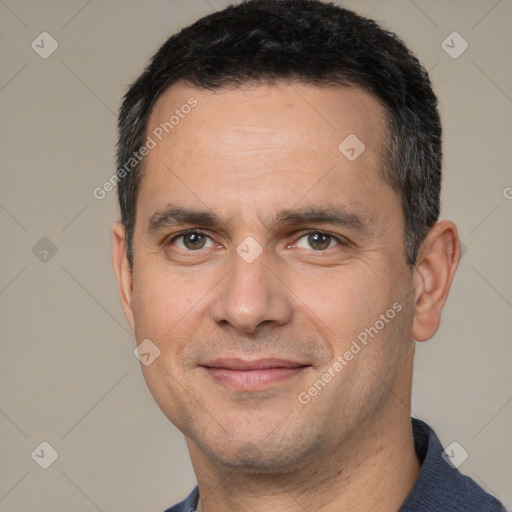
288, 264, 389, 345
131, 267, 206, 428
130, 265, 208, 350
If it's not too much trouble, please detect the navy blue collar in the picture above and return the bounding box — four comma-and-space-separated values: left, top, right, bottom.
399, 418, 505, 511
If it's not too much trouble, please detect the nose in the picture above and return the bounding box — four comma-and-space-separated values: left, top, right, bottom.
210, 249, 294, 334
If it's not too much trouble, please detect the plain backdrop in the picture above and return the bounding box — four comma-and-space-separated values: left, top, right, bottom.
1, 1, 511, 511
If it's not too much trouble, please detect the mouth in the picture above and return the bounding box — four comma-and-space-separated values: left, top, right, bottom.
201, 358, 311, 391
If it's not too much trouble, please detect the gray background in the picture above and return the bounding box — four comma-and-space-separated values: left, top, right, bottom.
1, 0, 511, 510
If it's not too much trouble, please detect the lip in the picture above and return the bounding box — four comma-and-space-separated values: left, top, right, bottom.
202, 358, 310, 391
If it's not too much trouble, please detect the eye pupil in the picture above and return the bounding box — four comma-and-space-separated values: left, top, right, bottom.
184, 232, 206, 250
308, 232, 330, 250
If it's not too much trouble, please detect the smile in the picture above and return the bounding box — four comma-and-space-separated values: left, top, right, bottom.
202, 358, 311, 391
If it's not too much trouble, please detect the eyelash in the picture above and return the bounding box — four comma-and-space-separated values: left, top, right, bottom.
167, 229, 349, 252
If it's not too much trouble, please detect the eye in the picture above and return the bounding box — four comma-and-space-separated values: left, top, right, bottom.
295, 231, 341, 251
171, 231, 215, 251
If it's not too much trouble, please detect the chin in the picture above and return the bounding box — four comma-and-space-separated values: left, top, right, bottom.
194, 425, 321, 474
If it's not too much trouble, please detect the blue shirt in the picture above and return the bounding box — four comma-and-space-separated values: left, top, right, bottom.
164, 418, 506, 511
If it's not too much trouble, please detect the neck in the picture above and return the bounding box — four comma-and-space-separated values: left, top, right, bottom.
189, 413, 419, 511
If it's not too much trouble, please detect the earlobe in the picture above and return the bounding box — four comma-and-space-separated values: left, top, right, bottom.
412, 220, 461, 342
112, 222, 136, 333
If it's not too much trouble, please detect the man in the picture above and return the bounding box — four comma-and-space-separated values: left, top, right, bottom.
112, 1, 507, 510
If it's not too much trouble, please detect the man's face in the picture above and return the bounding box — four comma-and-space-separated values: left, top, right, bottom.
122, 82, 417, 471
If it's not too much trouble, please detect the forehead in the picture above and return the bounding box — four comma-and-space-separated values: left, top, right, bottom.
138, 81, 393, 226
147, 81, 387, 158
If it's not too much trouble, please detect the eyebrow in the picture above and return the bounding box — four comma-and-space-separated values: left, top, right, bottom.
269, 205, 372, 235
147, 203, 373, 236
148, 205, 224, 233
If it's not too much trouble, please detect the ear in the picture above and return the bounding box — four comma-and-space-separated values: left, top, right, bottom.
112, 222, 135, 333
412, 220, 461, 342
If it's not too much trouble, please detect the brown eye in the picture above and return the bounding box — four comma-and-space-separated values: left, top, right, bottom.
308, 232, 331, 250
295, 231, 340, 251
172, 231, 213, 250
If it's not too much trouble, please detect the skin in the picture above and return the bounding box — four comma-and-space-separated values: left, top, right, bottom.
112, 82, 460, 511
